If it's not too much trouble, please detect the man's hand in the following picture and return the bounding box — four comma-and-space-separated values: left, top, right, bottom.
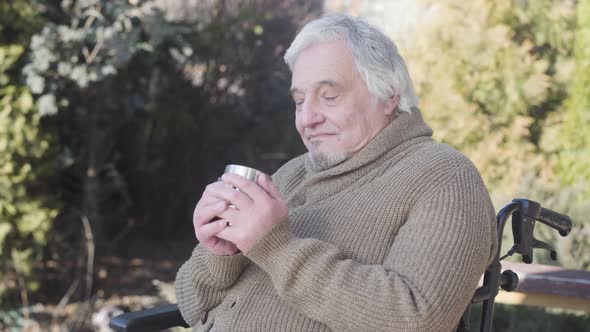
212, 173, 288, 253
193, 181, 240, 256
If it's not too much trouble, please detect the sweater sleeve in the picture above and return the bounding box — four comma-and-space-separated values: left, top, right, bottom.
175, 244, 250, 326
245, 167, 497, 332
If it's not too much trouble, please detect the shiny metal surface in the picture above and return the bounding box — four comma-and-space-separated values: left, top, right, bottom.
224, 164, 260, 182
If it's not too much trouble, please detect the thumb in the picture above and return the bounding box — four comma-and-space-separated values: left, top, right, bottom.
257, 174, 282, 200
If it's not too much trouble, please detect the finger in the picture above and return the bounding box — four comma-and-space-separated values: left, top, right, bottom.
196, 182, 228, 210
197, 218, 228, 242
201, 181, 235, 203
257, 174, 283, 201
194, 193, 227, 222
194, 201, 227, 227
221, 173, 269, 203
196, 196, 227, 214
215, 225, 239, 242
217, 207, 240, 223
208, 179, 253, 208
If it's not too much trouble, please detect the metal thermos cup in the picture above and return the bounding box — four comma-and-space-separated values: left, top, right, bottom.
223, 164, 261, 182
220, 165, 262, 214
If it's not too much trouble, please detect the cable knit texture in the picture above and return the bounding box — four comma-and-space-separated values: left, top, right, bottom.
175, 110, 497, 332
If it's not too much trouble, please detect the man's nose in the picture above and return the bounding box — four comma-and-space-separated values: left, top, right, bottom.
299, 99, 324, 127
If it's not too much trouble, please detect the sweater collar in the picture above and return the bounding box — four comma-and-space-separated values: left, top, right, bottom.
303, 108, 433, 178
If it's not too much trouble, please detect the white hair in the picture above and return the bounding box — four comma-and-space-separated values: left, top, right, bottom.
284, 14, 419, 113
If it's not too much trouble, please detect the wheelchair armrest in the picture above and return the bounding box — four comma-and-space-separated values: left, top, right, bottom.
109, 303, 189, 332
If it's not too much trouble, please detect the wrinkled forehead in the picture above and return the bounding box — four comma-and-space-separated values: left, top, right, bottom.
289, 80, 341, 98
290, 40, 358, 93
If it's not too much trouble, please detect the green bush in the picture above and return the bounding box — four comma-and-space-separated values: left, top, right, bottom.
0, 0, 57, 305
543, 0, 590, 201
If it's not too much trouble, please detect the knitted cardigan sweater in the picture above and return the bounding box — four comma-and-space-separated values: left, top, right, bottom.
175, 110, 497, 332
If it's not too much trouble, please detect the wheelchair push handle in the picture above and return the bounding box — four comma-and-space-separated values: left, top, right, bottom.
512, 198, 573, 237
538, 207, 572, 237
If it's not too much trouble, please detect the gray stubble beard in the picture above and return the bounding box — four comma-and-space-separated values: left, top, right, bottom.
307, 142, 352, 172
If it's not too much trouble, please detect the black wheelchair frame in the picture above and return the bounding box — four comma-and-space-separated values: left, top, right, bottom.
110, 198, 573, 332
458, 198, 572, 332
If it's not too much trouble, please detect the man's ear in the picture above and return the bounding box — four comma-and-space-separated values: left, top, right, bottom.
384, 95, 400, 116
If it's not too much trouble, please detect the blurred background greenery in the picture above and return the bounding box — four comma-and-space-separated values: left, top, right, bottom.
0, 0, 588, 331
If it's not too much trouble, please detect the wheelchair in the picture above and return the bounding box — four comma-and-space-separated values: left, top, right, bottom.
110, 198, 573, 332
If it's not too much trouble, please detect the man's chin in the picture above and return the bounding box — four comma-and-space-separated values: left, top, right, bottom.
308, 150, 351, 172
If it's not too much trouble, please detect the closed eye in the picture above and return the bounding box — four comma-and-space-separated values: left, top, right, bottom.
322, 95, 339, 103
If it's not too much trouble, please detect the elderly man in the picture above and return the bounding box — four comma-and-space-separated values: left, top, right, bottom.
175, 14, 497, 332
